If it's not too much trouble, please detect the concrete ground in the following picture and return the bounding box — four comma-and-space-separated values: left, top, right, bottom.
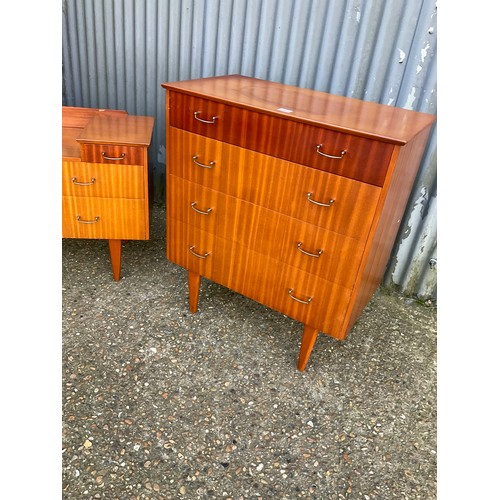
62, 204, 437, 499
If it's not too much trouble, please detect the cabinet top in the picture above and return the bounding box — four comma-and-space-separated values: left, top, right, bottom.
62, 106, 155, 159
162, 75, 435, 145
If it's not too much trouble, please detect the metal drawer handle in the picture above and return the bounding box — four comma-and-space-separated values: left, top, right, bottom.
71, 177, 96, 186
189, 245, 210, 259
192, 155, 216, 169
316, 144, 347, 160
297, 242, 324, 258
307, 192, 335, 207
288, 288, 313, 305
194, 111, 218, 124
191, 202, 213, 215
101, 152, 126, 161
76, 215, 100, 224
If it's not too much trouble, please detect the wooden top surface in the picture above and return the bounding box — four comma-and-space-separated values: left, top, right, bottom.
162, 75, 436, 145
62, 106, 154, 159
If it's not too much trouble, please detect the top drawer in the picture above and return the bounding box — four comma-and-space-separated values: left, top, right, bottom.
169, 92, 394, 187
81, 144, 145, 165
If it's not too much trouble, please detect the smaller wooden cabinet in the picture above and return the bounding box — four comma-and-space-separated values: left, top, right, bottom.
62, 106, 154, 280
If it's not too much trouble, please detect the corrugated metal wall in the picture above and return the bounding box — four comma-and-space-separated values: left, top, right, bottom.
62, 0, 437, 300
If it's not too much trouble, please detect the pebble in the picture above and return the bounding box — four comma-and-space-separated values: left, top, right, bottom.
62, 206, 437, 499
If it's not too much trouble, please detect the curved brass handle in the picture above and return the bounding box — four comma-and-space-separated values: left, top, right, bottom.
192, 155, 215, 169
194, 111, 218, 124
288, 288, 313, 305
190, 202, 213, 215
306, 192, 335, 207
297, 242, 324, 258
316, 144, 347, 159
76, 215, 100, 224
189, 245, 210, 259
101, 152, 126, 161
71, 177, 96, 186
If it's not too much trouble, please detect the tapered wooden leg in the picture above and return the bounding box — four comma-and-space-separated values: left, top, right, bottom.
297, 325, 319, 371
108, 239, 122, 281
188, 270, 201, 313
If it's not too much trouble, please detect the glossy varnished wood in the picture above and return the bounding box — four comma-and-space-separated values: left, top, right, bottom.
63, 106, 154, 279
169, 92, 394, 186
162, 75, 436, 145
167, 218, 353, 336
108, 240, 122, 281
62, 161, 144, 199
76, 114, 155, 147
163, 76, 436, 370
62, 196, 147, 240
298, 326, 319, 372
168, 128, 382, 240
80, 144, 145, 165
62, 107, 128, 160
168, 173, 364, 289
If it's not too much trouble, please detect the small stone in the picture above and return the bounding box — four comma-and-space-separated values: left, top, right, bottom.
153, 483, 160, 491
180, 486, 186, 495
307, 421, 314, 427
256, 463, 264, 472
83, 440, 92, 448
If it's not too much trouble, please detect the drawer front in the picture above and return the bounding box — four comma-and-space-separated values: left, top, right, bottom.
279, 216, 365, 289
169, 92, 393, 186
168, 218, 351, 337
168, 219, 216, 278
216, 236, 354, 336
168, 175, 363, 289
168, 175, 218, 233
62, 196, 147, 240
168, 174, 282, 258
80, 144, 145, 165
168, 219, 281, 309
168, 128, 381, 240
272, 264, 353, 338
62, 161, 145, 199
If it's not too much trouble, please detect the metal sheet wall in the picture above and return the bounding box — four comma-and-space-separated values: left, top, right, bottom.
62, 0, 437, 300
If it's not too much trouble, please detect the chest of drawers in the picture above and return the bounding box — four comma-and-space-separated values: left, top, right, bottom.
62, 106, 154, 280
161, 75, 435, 370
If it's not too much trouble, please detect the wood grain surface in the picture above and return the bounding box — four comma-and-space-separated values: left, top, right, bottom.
162, 75, 436, 144
169, 92, 394, 186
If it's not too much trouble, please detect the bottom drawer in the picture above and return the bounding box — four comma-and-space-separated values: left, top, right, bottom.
167, 218, 352, 338
62, 196, 148, 240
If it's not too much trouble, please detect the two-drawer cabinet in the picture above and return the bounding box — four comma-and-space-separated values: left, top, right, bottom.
161, 75, 435, 370
62, 107, 154, 280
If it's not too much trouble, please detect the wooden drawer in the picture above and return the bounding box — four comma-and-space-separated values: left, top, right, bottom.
168, 217, 352, 338
167, 175, 218, 233
167, 129, 381, 240
215, 232, 355, 335
279, 216, 365, 289
168, 219, 281, 308
62, 161, 145, 199
62, 196, 147, 240
167, 220, 216, 278
168, 174, 364, 289
80, 144, 145, 165
168, 174, 282, 258
271, 264, 353, 338
169, 92, 394, 186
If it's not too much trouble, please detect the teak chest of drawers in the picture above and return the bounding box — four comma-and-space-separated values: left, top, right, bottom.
62, 106, 154, 280
161, 75, 435, 370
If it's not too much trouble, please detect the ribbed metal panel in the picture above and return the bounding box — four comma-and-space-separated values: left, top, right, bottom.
62, 0, 437, 300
